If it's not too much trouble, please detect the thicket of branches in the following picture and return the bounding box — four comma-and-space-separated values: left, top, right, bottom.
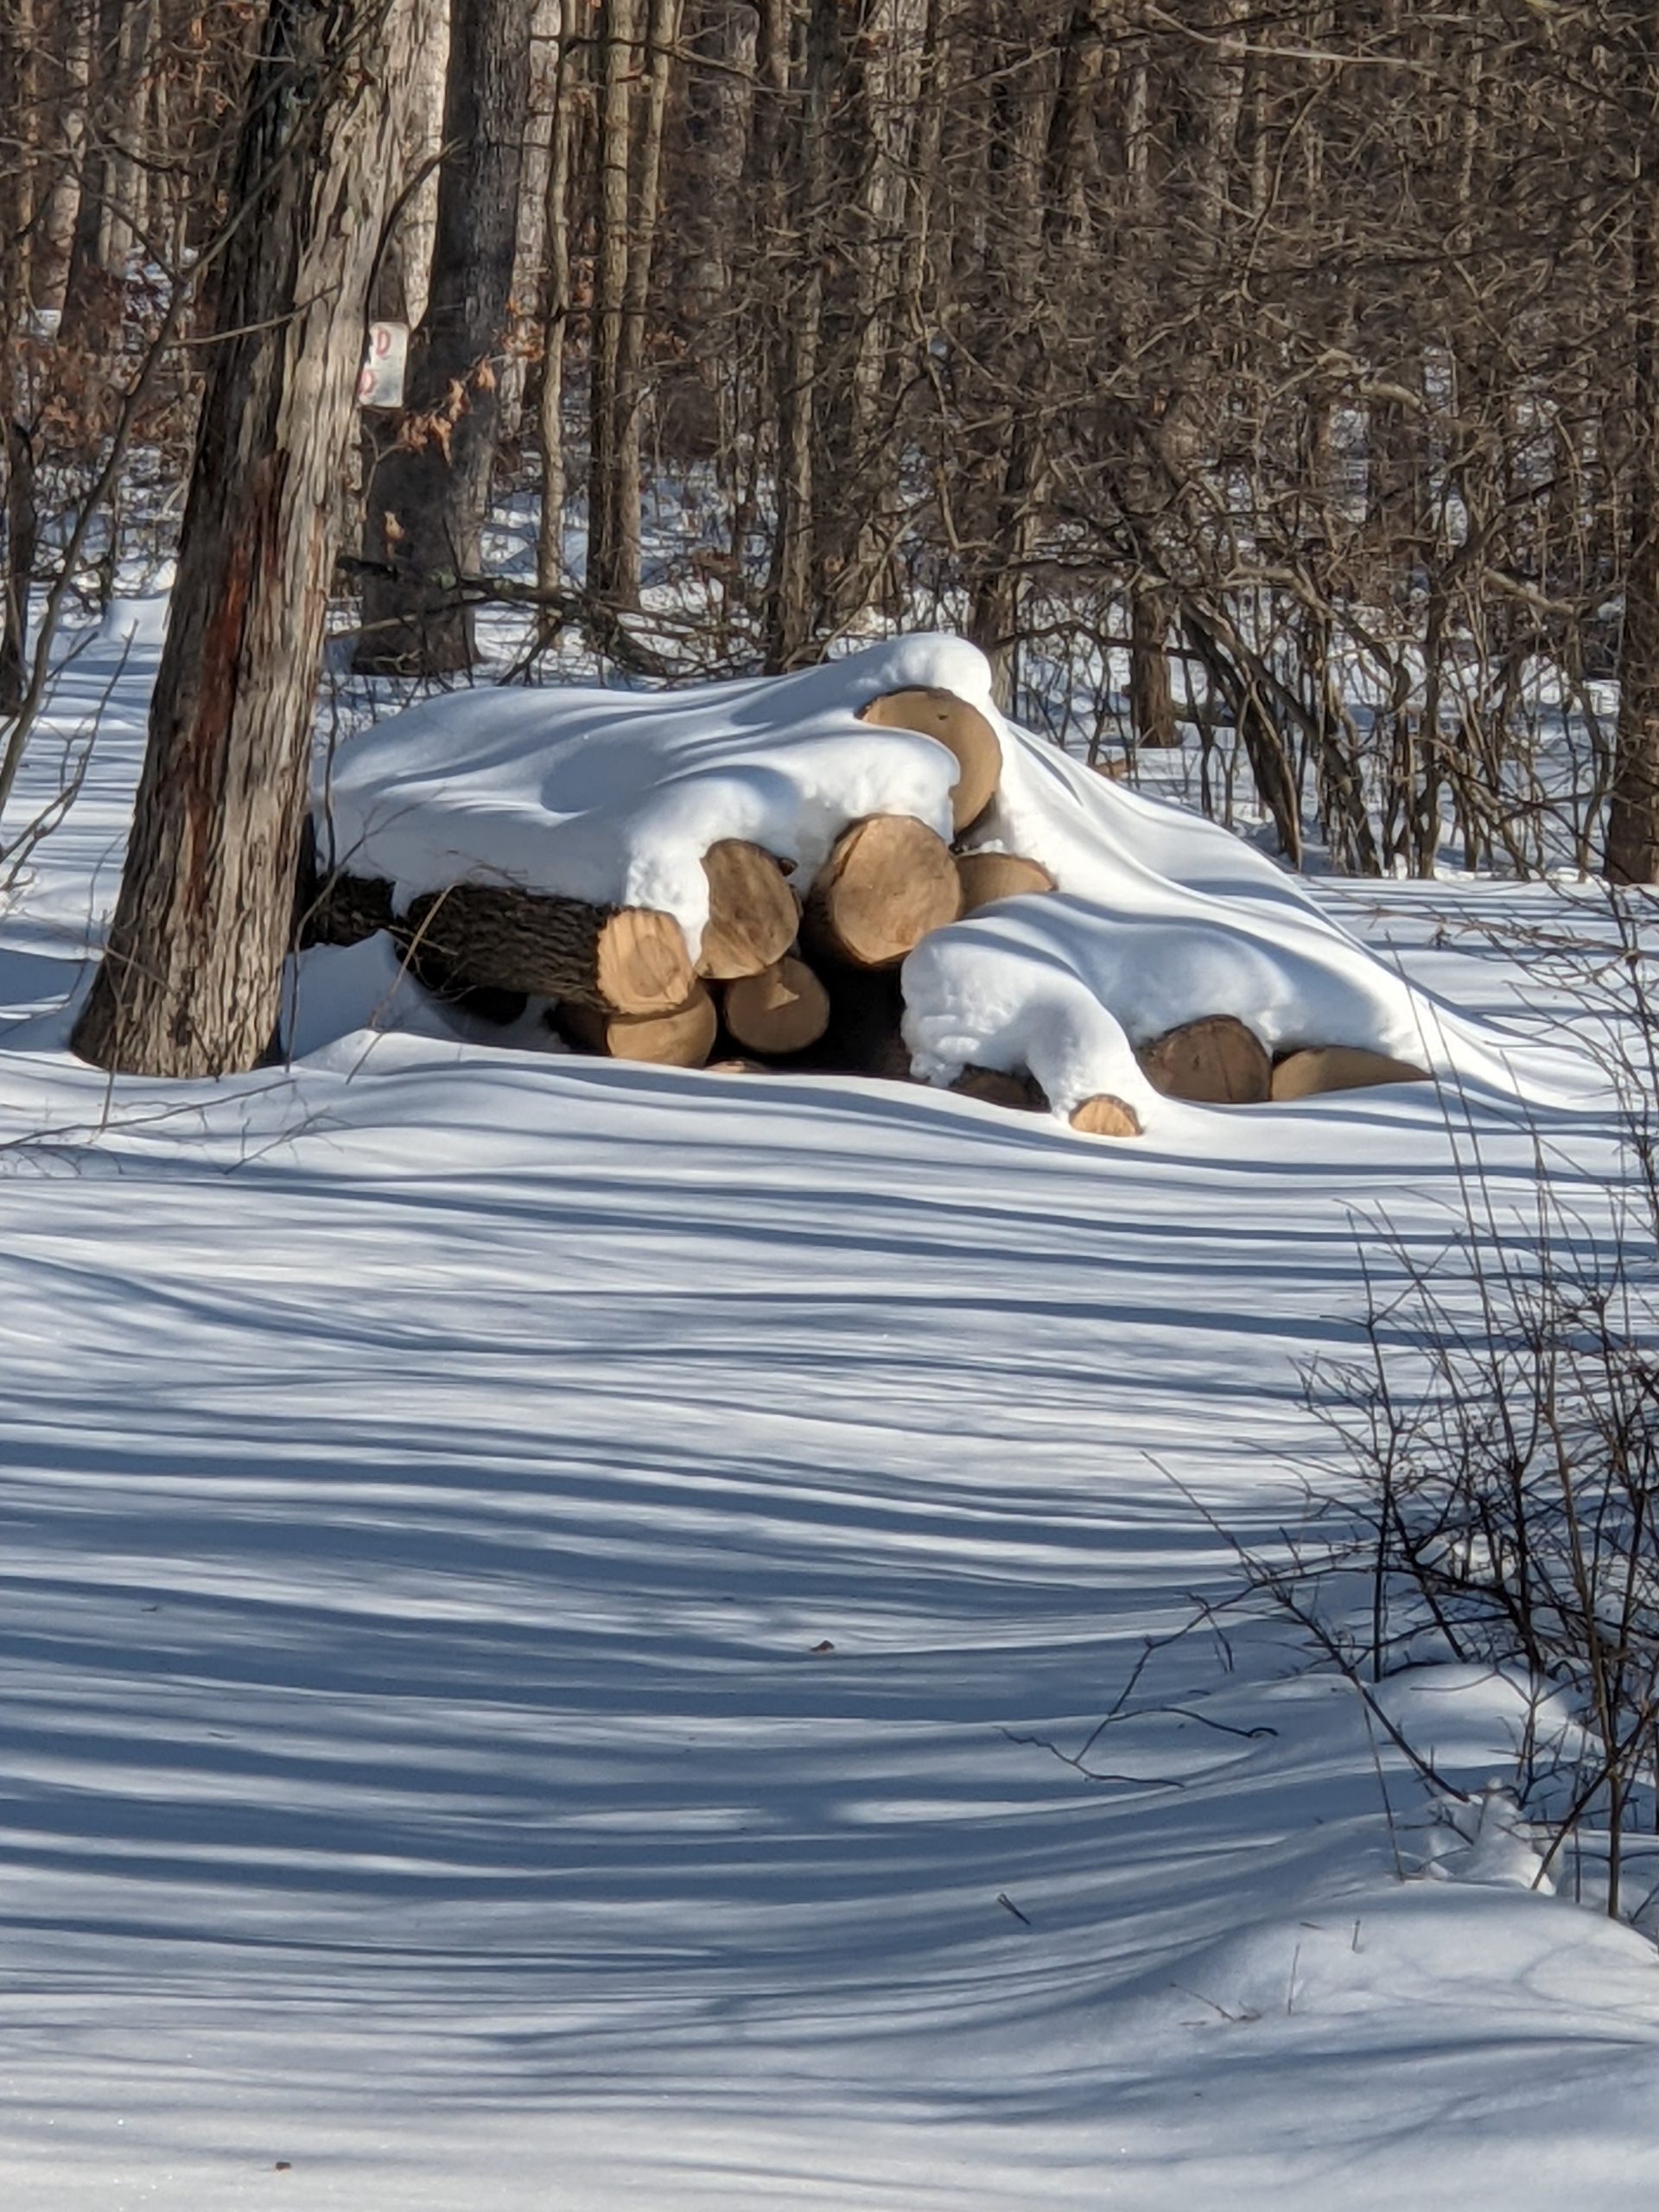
7, 1, 1659, 877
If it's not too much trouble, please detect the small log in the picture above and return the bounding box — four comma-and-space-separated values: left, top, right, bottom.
1070, 1094, 1143, 1138
1138, 1014, 1270, 1104
722, 956, 831, 1057
698, 840, 800, 980
404, 882, 693, 1014
1271, 1046, 1430, 1100
950, 1065, 1050, 1112
803, 814, 961, 969
956, 851, 1057, 915
556, 982, 717, 1067
858, 688, 1002, 832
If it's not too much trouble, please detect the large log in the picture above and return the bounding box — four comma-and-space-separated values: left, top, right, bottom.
1070, 1094, 1143, 1137
403, 881, 693, 1013
1270, 1045, 1430, 1100
697, 840, 800, 980
722, 956, 831, 1057
556, 983, 717, 1066
858, 688, 1002, 832
301, 868, 396, 948
292, 821, 395, 948
803, 814, 961, 969
1137, 1014, 1271, 1104
956, 851, 1056, 915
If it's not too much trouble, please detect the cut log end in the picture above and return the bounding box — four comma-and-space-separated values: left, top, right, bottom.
956, 851, 1057, 916
1070, 1094, 1143, 1138
556, 982, 717, 1067
594, 906, 697, 1014
804, 813, 962, 969
858, 688, 1002, 832
1138, 1014, 1271, 1104
1270, 1046, 1431, 1101
697, 840, 800, 980
722, 956, 831, 1057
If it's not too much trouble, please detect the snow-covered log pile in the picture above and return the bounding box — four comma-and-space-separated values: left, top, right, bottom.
303, 634, 1527, 1137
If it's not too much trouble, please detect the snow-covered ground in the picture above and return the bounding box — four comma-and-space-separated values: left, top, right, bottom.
3, 621, 1658, 2209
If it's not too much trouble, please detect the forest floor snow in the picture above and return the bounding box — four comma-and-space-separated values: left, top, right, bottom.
1, 621, 1657, 2208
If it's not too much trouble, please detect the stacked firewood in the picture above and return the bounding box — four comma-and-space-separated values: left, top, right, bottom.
298, 686, 1425, 1131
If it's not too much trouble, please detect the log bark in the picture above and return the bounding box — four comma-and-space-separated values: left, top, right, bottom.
858, 688, 1001, 832
1270, 1046, 1429, 1100
803, 814, 961, 969
292, 827, 396, 947
697, 838, 799, 978
950, 1065, 1049, 1111
1137, 1014, 1271, 1104
956, 850, 1055, 913
722, 956, 830, 1056
404, 881, 693, 1011
72, 0, 418, 1079
1069, 1094, 1143, 1137
558, 982, 717, 1065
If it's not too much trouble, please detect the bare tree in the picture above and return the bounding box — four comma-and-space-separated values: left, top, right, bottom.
73, 0, 417, 1077
355, 0, 533, 673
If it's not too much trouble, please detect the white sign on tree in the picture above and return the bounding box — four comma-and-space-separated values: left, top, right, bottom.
359, 321, 409, 408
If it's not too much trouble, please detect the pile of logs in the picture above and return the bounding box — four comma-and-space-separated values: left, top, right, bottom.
297, 685, 1427, 1134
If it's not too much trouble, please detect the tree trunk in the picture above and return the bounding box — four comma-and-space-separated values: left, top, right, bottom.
535, 0, 581, 605
1610, 3, 1659, 882
58, 0, 126, 351
354, 0, 533, 673
587, 0, 639, 603
609, 0, 683, 599
73, 0, 417, 1078
765, 0, 836, 670
0, 0, 35, 713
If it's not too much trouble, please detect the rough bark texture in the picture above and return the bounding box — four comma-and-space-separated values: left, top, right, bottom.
1610, 5, 1659, 881
292, 823, 396, 947
857, 687, 1002, 831
534, 0, 579, 604
73, 0, 417, 1079
586, 0, 639, 602
355, 0, 533, 673
404, 881, 694, 1011
1129, 583, 1179, 748
803, 814, 962, 969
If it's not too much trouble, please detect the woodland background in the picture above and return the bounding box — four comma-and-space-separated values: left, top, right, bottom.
3, 0, 1658, 895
